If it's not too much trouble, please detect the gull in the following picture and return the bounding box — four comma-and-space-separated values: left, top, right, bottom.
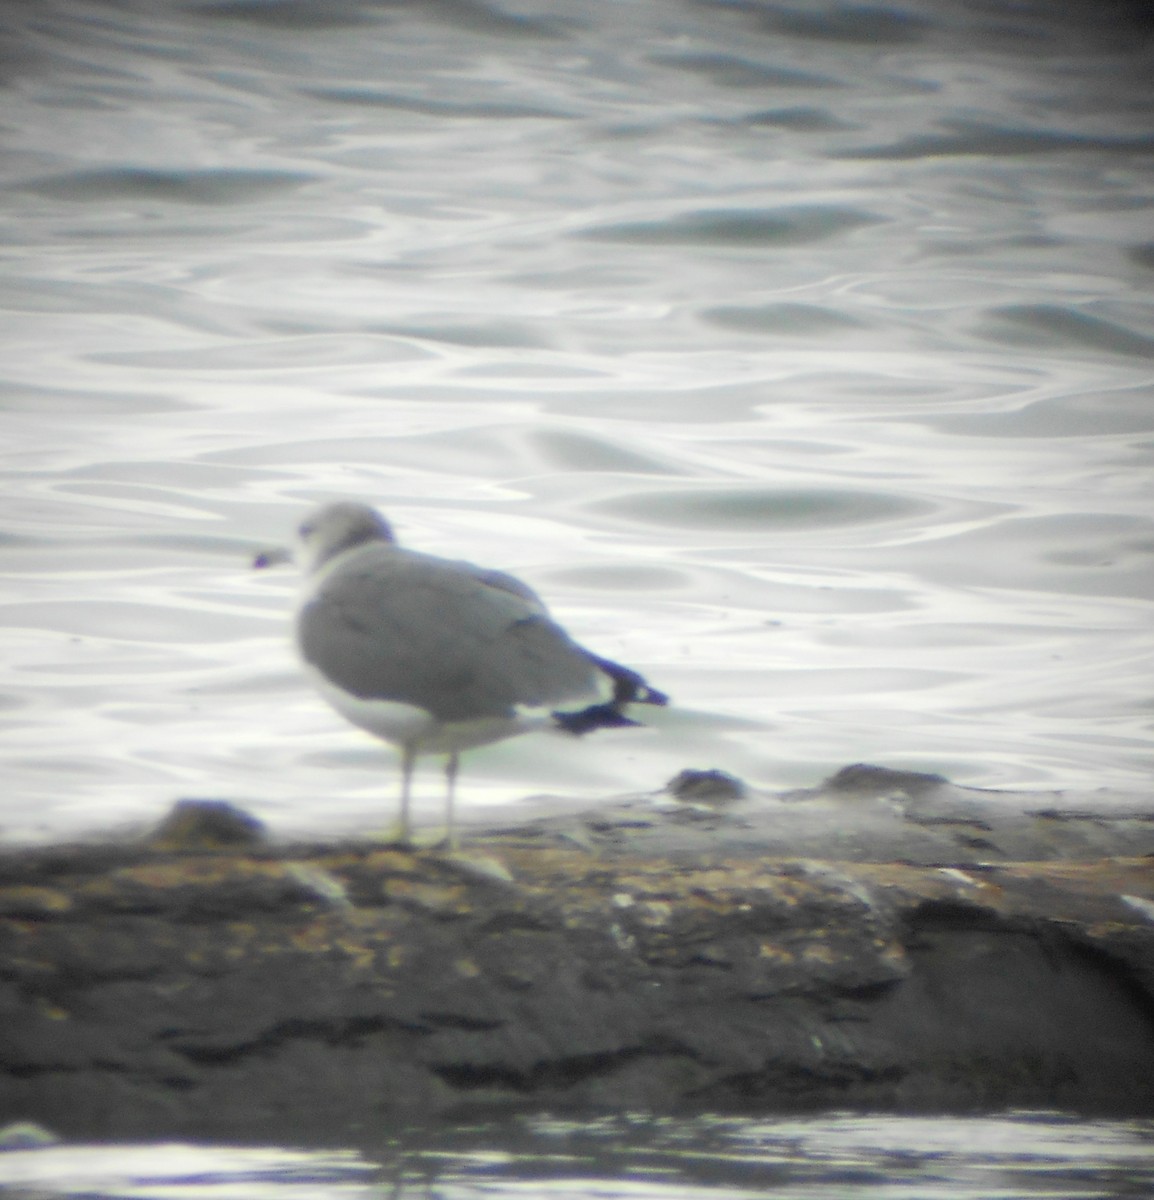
257, 501, 667, 846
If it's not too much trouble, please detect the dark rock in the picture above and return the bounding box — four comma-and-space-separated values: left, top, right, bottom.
0, 1120, 58, 1149
822, 763, 950, 796
146, 799, 268, 852
1, 766, 1153, 1141
667, 768, 747, 804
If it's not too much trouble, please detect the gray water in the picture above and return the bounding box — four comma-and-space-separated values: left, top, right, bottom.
1, 1113, 1153, 1199
1, 0, 1153, 1191
1, 0, 1152, 844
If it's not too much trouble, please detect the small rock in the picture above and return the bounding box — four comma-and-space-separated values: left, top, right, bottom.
824, 764, 948, 797
146, 799, 267, 852
0, 1121, 59, 1150
667, 768, 747, 804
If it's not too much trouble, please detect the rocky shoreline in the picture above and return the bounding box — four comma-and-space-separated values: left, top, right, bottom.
2, 765, 1153, 1142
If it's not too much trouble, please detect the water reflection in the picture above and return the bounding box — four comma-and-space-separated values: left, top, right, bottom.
0, 0, 1151, 844
1, 1114, 1152, 1200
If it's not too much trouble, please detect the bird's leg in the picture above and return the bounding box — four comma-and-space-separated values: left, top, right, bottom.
443, 751, 460, 850
394, 743, 416, 846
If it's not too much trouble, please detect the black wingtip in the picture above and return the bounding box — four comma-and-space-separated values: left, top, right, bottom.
553, 703, 641, 736
634, 682, 670, 707
586, 652, 669, 708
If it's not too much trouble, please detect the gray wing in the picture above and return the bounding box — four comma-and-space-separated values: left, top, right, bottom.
297, 546, 603, 722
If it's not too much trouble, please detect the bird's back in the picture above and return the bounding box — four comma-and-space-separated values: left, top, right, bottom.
298, 544, 604, 723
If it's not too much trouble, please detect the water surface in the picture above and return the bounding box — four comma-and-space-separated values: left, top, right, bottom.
2, 1113, 1154, 1199
0, 3, 1151, 847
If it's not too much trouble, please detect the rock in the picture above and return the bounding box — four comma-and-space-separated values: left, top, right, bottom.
0, 766, 1152, 1141
0, 1120, 58, 1149
145, 799, 268, 852
666, 768, 747, 804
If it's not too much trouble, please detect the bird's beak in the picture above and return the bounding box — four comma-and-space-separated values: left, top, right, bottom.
253, 545, 293, 570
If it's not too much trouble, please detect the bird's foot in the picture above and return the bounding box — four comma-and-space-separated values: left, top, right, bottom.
425, 829, 459, 854
370, 824, 462, 853
365, 819, 416, 849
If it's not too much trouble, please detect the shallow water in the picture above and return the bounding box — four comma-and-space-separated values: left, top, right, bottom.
1, 0, 1153, 843
1, 1113, 1153, 1200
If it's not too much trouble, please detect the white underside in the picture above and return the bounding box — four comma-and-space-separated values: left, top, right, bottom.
305, 665, 551, 756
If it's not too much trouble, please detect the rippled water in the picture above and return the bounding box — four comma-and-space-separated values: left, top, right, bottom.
2, 0, 1153, 843
2, 1113, 1154, 1200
